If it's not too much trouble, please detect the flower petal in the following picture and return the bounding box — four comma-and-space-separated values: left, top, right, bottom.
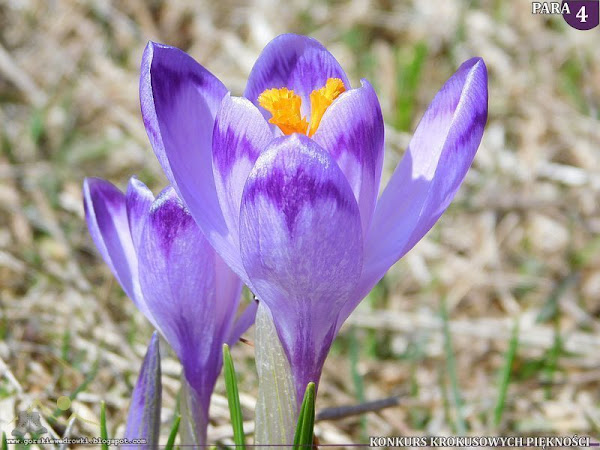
124, 332, 161, 449
213, 252, 245, 345
212, 94, 272, 265
140, 41, 226, 188
244, 34, 350, 119
239, 134, 363, 398
126, 177, 154, 252
83, 178, 139, 304
140, 42, 247, 283
137, 187, 225, 413
312, 80, 384, 235
227, 298, 259, 346
341, 58, 488, 324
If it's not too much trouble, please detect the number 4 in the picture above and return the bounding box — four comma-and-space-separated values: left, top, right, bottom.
576, 5, 588, 23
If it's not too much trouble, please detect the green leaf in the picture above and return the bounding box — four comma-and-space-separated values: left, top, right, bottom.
30, 108, 45, 146
494, 321, 519, 427
165, 415, 181, 450
349, 328, 367, 440
2, 431, 7, 450
100, 401, 108, 450
223, 344, 245, 449
536, 272, 578, 323
293, 382, 316, 449
394, 41, 428, 131
440, 298, 466, 434
49, 358, 100, 425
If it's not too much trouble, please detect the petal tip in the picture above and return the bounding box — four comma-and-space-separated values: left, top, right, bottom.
462, 57, 488, 87
143, 40, 156, 53
83, 177, 119, 198
149, 330, 160, 350
127, 175, 146, 192
144, 40, 173, 55
141, 42, 155, 71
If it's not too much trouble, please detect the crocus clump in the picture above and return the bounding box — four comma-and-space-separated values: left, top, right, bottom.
83, 177, 256, 443
139, 33, 488, 401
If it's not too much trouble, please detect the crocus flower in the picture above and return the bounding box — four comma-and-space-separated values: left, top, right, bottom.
139, 34, 488, 402
124, 331, 161, 449
83, 177, 256, 443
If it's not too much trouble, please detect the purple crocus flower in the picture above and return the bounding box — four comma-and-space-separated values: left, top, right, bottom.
124, 331, 161, 449
139, 34, 488, 402
83, 177, 256, 443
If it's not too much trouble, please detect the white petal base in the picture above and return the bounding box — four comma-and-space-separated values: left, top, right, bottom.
180, 374, 207, 446
254, 302, 298, 446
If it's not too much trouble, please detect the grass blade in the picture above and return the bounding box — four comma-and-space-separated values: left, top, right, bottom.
49, 358, 100, 425
100, 400, 108, 450
494, 321, 519, 427
440, 297, 466, 434
293, 382, 316, 449
164, 415, 181, 450
223, 344, 245, 449
349, 327, 367, 440
394, 41, 428, 131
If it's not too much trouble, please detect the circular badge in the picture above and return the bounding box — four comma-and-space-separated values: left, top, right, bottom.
562, 1, 600, 30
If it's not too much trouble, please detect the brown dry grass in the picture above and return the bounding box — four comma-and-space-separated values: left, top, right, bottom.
0, 0, 599, 447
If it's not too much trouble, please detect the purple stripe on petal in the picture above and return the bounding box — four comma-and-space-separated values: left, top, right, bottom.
244, 34, 350, 119
339, 58, 488, 327
245, 168, 352, 234
212, 94, 272, 260
312, 80, 384, 235
239, 135, 363, 399
124, 332, 161, 449
213, 95, 272, 176
243, 136, 356, 234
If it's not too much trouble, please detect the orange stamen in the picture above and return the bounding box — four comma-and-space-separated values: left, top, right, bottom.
258, 78, 346, 137
308, 78, 346, 136
258, 87, 308, 135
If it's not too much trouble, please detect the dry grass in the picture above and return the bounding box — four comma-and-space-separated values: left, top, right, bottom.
0, 0, 599, 446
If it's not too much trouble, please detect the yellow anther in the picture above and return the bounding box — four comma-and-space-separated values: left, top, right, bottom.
308, 78, 346, 136
258, 87, 308, 135
258, 78, 346, 137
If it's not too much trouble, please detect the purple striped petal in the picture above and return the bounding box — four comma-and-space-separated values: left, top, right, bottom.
126, 177, 154, 254
83, 178, 139, 305
212, 94, 272, 267
140, 41, 226, 189
124, 332, 161, 449
137, 188, 226, 417
239, 134, 363, 399
140, 42, 248, 284
312, 80, 384, 235
341, 58, 488, 324
244, 34, 350, 119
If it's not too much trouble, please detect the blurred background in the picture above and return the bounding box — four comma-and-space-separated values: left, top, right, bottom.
0, 0, 599, 445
